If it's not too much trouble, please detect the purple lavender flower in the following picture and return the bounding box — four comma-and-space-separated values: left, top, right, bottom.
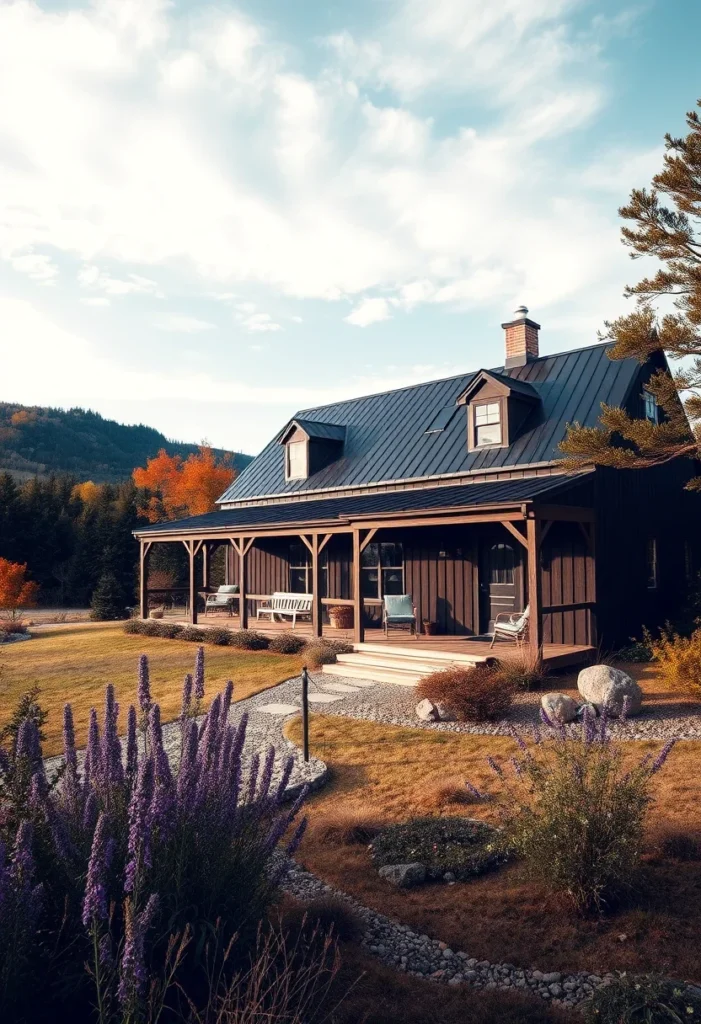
539, 707, 554, 729
126, 705, 138, 779
99, 933, 113, 968
486, 755, 503, 779
137, 654, 152, 715
510, 756, 524, 778
180, 673, 193, 719
621, 694, 632, 724
273, 754, 294, 803
11, 820, 35, 888
63, 704, 78, 778
118, 894, 159, 1007
247, 751, 261, 802
220, 680, 234, 723
83, 791, 98, 832
599, 703, 609, 743
82, 812, 115, 926
16, 718, 40, 764
465, 781, 484, 801
651, 738, 676, 774
124, 758, 155, 894
286, 817, 307, 856
102, 684, 124, 787
177, 720, 199, 805
258, 747, 276, 803
84, 708, 101, 784
581, 705, 596, 745
194, 646, 205, 701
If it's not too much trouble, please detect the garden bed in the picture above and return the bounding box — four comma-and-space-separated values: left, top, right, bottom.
286, 714, 701, 982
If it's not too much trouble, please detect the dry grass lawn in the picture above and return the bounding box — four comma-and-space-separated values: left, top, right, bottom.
0, 623, 303, 756
286, 714, 701, 982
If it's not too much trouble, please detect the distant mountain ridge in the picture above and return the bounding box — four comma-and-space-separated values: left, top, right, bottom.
0, 402, 253, 483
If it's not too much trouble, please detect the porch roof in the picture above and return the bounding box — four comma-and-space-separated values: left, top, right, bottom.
134, 473, 587, 538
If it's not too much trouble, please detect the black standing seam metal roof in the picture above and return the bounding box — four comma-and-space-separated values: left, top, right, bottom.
284, 418, 347, 442
136, 475, 583, 536
219, 342, 642, 504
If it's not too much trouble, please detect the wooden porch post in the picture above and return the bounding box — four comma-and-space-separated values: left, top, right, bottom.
186, 541, 197, 625
311, 534, 323, 638
526, 516, 542, 652
139, 540, 152, 619
352, 528, 364, 644
231, 537, 254, 629
202, 542, 210, 590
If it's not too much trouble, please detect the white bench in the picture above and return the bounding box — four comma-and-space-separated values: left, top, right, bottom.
256, 592, 313, 628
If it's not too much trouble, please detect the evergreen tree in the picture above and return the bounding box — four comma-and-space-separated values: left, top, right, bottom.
90, 571, 129, 620
560, 99, 701, 488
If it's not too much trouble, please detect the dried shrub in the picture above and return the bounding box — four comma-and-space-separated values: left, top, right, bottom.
311, 808, 383, 846
415, 775, 482, 812
123, 618, 144, 634
158, 622, 185, 640
582, 974, 701, 1024
643, 625, 701, 697
282, 897, 362, 945
498, 648, 548, 691
660, 831, 701, 861
474, 708, 676, 914
228, 629, 270, 651
416, 664, 515, 722
303, 639, 351, 669
206, 625, 234, 646
268, 632, 307, 655
180, 625, 207, 643
371, 817, 503, 881
0, 620, 28, 636
614, 640, 653, 663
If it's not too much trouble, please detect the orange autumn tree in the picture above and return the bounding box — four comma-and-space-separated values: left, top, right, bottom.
133, 444, 235, 523
0, 559, 40, 621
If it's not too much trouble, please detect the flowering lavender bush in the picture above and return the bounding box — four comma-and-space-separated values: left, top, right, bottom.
0, 647, 307, 1022
471, 704, 675, 914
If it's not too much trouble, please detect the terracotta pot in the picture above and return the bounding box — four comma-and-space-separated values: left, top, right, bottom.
422, 619, 437, 635
328, 605, 354, 630
149, 609, 164, 620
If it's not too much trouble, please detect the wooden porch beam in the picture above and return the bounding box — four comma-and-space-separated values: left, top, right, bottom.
359, 527, 378, 553
526, 517, 542, 654
317, 533, 333, 555
298, 533, 314, 555
534, 504, 595, 524
311, 534, 322, 638
352, 528, 364, 644
500, 520, 528, 549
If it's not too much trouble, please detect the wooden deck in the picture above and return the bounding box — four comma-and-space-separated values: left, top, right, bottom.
162, 612, 594, 670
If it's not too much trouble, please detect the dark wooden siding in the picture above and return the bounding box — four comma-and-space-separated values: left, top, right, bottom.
540, 522, 594, 646
401, 526, 478, 635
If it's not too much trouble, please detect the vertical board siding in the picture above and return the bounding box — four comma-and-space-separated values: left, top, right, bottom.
540, 522, 593, 646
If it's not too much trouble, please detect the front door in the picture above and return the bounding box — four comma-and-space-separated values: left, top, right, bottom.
479, 537, 522, 634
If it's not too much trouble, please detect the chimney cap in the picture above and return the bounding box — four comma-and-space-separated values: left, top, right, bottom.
513, 304, 529, 320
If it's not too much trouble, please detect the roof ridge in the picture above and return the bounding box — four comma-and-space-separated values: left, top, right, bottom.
294, 340, 612, 416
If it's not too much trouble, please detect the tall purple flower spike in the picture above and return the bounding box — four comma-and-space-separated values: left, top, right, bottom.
82, 812, 114, 926
137, 654, 152, 714
651, 738, 676, 774
124, 757, 155, 894
194, 646, 205, 701
84, 708, 100, 785
118, 893, 159, 1007
126, 706, 138, 779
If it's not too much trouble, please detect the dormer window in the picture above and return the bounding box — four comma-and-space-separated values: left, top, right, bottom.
286, 440, 308, 480
474, 401, 502, 447
280, 417, 346, 482
458, 369, 539, 453
643, 389, 658, 424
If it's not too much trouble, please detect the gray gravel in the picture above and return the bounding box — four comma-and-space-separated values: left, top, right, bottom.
275, 853, 610, 1010
310, 673, 701, 741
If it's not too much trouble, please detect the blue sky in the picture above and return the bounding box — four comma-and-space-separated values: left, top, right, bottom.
2, 0, 700, 456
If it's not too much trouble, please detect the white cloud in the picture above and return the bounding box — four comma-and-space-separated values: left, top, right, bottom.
7, 250, 58, 283
239, 312, 282, 333
78, 264, 163, 297
345, 297, 393, 327
80, 296, 111, 307
154, 314, 216, 333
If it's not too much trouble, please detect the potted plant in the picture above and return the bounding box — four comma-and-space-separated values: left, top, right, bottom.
422, 619, 437, 635
328, 604, 354, 630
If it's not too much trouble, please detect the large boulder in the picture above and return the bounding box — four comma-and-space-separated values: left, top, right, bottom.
577, 664, 643, 717
541, 692, 579, 724
378, 862, 426, 888
416, 698, 439, 722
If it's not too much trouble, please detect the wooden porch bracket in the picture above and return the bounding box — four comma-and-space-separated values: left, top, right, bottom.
298, 534, 314, 555
539, 520, 554, 546
500, 520, 528, 548
359, 527, 378, 553
229, 537, 253, 627
317, 533, 333, 555
311, 534, 322, 638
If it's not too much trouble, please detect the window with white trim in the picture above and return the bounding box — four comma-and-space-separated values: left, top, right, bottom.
474, 401, 502, 447
361, 542, 404, 600
289, 541, 327, 595
646, 538, 658, 590
286, 441, 307, 480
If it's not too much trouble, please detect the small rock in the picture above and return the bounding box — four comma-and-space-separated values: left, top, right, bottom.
541, 692, 579, 724
378, 862, 426, 888
443, 871, 456, 883
415, 699, 439, 721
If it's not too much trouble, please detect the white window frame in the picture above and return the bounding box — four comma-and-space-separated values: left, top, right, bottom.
473, 401, 502, 448
285, 440, 308, 480
643, 389, 659, 424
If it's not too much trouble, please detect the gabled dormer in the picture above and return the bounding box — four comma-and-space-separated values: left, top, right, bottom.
279, 417, 346, 481
457, 370, 540, 452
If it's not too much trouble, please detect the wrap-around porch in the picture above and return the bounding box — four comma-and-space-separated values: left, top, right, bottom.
136, 491, 598, 667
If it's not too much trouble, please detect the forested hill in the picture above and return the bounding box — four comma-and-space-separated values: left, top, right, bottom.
0, 403, 253, 482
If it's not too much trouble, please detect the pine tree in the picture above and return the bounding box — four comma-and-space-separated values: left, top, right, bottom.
560, 99, 701, 488
90, 571, 129, 621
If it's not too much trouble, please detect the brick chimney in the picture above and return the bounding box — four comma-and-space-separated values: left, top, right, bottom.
502, 305, 540, 368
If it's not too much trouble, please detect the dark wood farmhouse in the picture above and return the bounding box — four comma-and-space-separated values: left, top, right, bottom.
135, 307, 699, 667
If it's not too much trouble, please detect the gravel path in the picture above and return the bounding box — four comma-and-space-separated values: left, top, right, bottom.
275, 853, 611, 1010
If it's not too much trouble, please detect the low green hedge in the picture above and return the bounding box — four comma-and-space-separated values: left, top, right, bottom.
582, 974, 701, 1023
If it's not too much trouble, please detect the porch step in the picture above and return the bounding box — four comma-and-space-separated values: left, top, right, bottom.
321, 662, 420, 687
354, 642, 491, 666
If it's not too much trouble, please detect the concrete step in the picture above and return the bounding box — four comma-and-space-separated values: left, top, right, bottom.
322, 662, 420, 687
335, 652, 447, 676
354, 642, 490, 665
